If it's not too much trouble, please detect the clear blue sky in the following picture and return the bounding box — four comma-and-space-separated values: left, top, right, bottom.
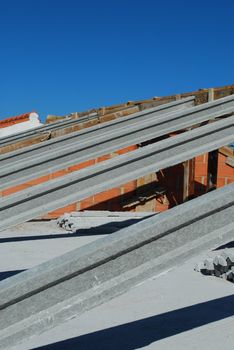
0, 0, 233, 122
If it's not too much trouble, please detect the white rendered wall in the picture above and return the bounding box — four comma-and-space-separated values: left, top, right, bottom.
0, 113, 43, 138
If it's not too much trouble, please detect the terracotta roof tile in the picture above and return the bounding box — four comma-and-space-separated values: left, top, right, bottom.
0, 112, 38, 128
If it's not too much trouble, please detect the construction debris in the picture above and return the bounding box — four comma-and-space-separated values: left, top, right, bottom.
195, 249, 234, 282
57, 211, 154, 233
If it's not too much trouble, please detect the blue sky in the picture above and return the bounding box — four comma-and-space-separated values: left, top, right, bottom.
0, 0, 233, 122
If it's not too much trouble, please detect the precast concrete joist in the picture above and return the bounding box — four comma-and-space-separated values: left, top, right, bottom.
1, 96, 233, 173
1, 95, 233, 166
0, 112, 98, 147
2, 94, 234, 167
0, 183, 233, 349
1, 116, 234, 231
0, 96, 195, 152
1, 102, 233, 191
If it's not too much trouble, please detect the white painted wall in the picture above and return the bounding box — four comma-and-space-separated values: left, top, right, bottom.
0, 112, 43, 138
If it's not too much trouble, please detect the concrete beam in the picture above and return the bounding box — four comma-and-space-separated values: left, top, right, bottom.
0, 116, 234, 231
2, 94, 233, 165
0, 183, 233, 349
0, 96, 195, 152
1, 100, 233, 191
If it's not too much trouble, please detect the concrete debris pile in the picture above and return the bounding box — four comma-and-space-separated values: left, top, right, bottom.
57, 211, 154, 233
195, 249, 234, 282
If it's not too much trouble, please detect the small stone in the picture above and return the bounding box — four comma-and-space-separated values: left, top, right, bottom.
201, 258, 214, 275
194, 262, 205, 272
221, 273, 227, 279
226, 252, 234, 267
225, 270, 234, 282
204, 258, 215, 271
221, 250, 229, 260
213, 255, 228, 273
214, 269, 222, 278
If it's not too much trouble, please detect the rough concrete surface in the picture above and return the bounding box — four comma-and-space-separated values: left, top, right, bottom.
1, 218, 234, 350
0, 220, 104, 274
9, 252, 234, 350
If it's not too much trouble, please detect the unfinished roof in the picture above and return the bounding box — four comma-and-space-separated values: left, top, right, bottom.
0, 85, 233, 349
0, 183, 233, 348
1, 94, 233, 230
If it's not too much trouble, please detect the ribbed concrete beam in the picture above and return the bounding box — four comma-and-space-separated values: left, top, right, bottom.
0, 112, 98, 147
0, 96, 194, 155
0, 117, 233, 231
1, 95, 232, 166
1, 100, 233, 191
0, 183, 233, 349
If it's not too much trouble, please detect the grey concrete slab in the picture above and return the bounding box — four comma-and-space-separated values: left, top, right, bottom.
0, 221, 105, 272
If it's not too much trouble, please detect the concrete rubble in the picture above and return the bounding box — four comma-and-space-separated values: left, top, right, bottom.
195, 249, 234, 282
57, 211, 154, 233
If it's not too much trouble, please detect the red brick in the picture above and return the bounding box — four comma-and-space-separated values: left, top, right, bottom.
68, 159, 95, 172
2, 174, 51, 196
48, 203, 77, 218
137, 177, 146, 187
226, 178, 234, 185
218, 164, 234, 177
96, 154, 111, 163
218, 153, 227, 164
217, 178, 226, 187
79, 197, 94, 210
116, 145, 137, 155
83, 120, 99, 128
203, 153, 208, 163
195, 176, 203, 183
195, 176, 207, 185
121, 181, 137, 194
22, 175, 51, 186
195, 154, 205, 163
93, 188, 121, 203
194, 163, 207, 176
99, 115, 116, 123
2, 184, 29, 196
50, 170, 69, 180
155, 203, 169, 212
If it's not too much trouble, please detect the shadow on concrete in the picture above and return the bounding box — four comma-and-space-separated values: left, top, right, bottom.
0, 270, 25, 282
32, 294, 234, 350
214, 241, 234, 250
0, 218, 149, 243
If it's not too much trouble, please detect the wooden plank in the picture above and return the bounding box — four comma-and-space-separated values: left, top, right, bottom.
183, 158, 195, 201
206, 150, 219, 190
206, 88, 218, 191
